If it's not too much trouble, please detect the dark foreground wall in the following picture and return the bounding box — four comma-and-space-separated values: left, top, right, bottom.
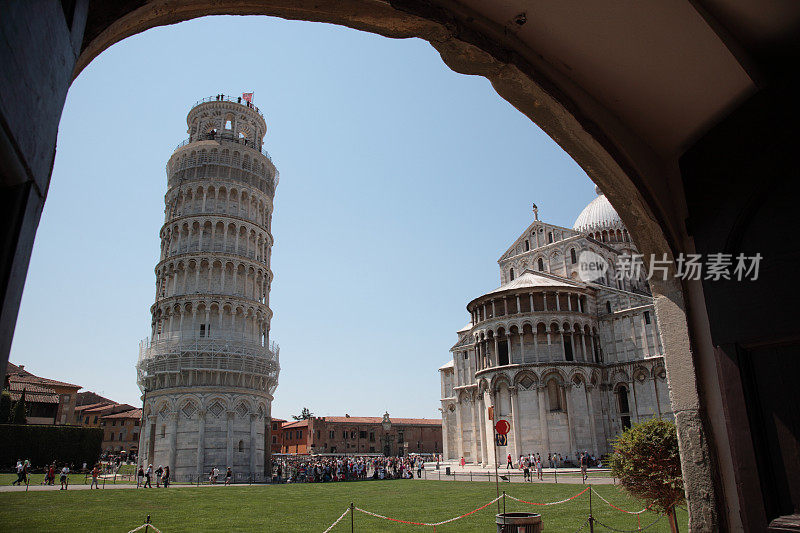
0, 424, 102, 468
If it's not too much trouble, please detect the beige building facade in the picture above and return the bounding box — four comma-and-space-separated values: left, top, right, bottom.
136, 95, 280, 481
440, 190, 671, 465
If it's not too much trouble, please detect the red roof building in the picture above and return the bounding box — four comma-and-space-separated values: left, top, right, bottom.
4, 363, 81, 425
281, 414, 442, 456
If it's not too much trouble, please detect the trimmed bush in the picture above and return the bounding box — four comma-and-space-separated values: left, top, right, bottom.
609, 418, 685, 532
0, 424, 102, 468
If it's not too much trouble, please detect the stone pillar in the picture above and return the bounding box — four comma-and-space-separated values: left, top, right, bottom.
510, 386, 522, 459
530, 293, 535, 312
537, 385, 550, 453
196, 408, 206, 476
250, 413, 258, 477
546, 331, 552, 362
441, 407, 450, 460
226, 411, 234, 467
169, 412, 179, 473
454, 401, 464, 459
493, 337, 499, 367
477, 394, 488, 465
585, 386, 599, 456
555, 292, 560, 311
640, 314, 650, 356
484, 388, 497, 467
629, 380, 640, 423
653, 373, 663, 418
519, 332, 526, 363
580, 333, 588, 362
564, 384, 576, 455
470, 397, 480, 464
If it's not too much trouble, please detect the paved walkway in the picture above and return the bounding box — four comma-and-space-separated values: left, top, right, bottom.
0, 482, 245, 493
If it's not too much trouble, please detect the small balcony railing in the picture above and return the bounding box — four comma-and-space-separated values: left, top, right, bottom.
192, 95, 264, 116
139, 333, 279, 364
175, 133, 272, 161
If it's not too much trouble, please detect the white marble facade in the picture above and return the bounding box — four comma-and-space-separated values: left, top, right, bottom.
137, 96, 280, 481
439, 189, 672, 465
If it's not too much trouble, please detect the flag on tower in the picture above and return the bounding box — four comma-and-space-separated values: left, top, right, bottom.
242, 92, 254, 103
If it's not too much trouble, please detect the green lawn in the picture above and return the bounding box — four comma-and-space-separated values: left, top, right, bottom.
0, 472, 136, 486
0, 480, 687, 532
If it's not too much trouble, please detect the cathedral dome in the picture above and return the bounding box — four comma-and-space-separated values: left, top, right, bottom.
573, 186, 624, 233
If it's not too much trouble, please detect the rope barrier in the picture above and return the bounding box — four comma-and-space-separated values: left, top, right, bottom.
126, 524, 163, 533
354, 495, 502, 528
590, 488, 652, 515
321, 507, 351, 533
505, 486, 589, 506
593, 514, 664, 532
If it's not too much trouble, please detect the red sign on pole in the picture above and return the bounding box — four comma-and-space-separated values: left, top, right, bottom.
494, 419, 511, 435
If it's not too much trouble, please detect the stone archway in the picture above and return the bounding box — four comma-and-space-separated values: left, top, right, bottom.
73, 6, 713, 526
7, 2, 795, 530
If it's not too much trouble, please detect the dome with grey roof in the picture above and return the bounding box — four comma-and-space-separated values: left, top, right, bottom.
573, 187, 625, 234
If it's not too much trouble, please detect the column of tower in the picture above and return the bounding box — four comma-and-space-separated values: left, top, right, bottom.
137, 95, 280, 481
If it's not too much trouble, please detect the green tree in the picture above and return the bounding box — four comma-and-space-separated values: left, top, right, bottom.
292, 407, 313, 420
10, 389, 27, 425
610, 418, 684, 532
0, 390, 11, 423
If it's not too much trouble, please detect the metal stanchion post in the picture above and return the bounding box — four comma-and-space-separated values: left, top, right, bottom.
145, 515, 151, 533
350, 502, 354, 533
589, 485, 594, 533
502, 490, 507, 529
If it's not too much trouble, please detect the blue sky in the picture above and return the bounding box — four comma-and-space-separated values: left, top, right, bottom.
10, 16, 596, 420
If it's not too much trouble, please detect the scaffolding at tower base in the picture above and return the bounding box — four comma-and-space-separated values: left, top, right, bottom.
137, 333, 280, 394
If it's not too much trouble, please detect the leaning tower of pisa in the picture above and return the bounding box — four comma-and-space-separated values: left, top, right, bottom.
137, 95, 280, 481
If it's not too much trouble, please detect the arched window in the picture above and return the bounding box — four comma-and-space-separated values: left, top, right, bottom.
618, 386, 632, 429
238, 440, 244, 452
509, 268, 515, 281
524, 240, 530, 251
606, 301, 612, 313
547, 379, 563, 411
537, 258, 544, 271
570, 248, 577, 264
548, 232, 553, 243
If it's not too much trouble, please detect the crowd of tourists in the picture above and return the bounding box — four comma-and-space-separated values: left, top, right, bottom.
135, 464, 171, 488
274, 455, 428, 483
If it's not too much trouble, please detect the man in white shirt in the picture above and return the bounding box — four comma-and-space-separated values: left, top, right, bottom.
60, 466, 69, 490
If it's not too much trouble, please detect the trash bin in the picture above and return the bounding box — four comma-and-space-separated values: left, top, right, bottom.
496, 512, 543, 533
445, 467, 451, 475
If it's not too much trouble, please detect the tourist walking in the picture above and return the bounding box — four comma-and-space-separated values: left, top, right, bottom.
12, 460, 24, 485
137, 465, 144, 488
155, 465, 163, 488
60, 465, 69, 490
225, 467, 233, 485
580, 453, 588, 482
144, 464, 153, 488
506, 453, 513, 469
536, 456, 543, 480
90, 465, 100, 489
44, 464, 55, 485
162, 466, 170, 487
